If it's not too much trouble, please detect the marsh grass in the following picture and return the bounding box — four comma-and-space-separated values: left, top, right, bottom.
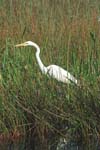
0, 0, 100, 148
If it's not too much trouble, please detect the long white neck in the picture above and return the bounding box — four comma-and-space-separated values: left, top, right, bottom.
31, 42, 47, 74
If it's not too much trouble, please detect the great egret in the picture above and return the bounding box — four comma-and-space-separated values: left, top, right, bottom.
15, 41, 78, 85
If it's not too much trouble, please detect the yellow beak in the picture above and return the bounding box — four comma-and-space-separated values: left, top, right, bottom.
15, 43, 26, 47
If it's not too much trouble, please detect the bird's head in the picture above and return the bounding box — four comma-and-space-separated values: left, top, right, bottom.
15, 41, 34, 47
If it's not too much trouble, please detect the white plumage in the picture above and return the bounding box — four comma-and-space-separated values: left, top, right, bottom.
15, 41, 78, 85
46, 65, 77, 84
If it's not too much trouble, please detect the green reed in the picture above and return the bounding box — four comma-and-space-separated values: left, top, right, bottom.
0, 0, 100, 148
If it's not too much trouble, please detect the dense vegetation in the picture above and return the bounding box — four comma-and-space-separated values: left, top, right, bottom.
0, 0, 100, 149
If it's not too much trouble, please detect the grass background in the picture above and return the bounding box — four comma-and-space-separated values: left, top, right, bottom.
0, 0, 100, 148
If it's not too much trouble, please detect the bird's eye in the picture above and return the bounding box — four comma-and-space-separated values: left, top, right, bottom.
25, 42, 29, 45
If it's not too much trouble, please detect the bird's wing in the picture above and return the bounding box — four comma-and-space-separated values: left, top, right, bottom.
47, 65, 77, 84
60, 67, 77, 84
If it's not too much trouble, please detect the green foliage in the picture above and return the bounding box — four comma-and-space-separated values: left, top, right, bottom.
0, 0, 100, 147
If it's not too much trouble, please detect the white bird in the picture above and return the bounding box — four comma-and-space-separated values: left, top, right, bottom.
15, 41, 78, 85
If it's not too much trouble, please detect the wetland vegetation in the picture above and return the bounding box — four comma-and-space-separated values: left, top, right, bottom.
0, 0, 100, 149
